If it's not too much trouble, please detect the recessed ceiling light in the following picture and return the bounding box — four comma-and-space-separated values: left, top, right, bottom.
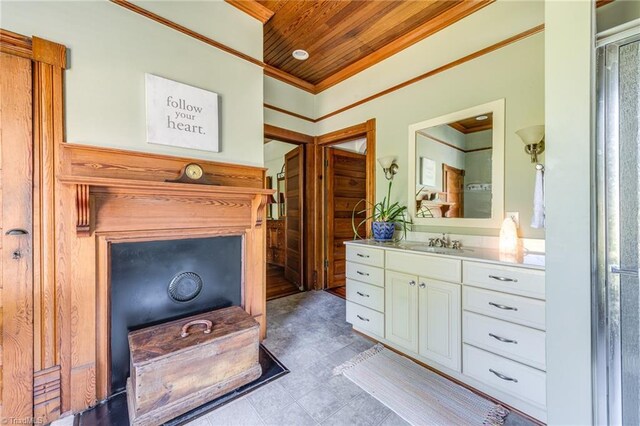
292, 49, 309, 60
476, 115, 489, 121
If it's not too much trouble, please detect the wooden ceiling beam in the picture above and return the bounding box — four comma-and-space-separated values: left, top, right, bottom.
225, 0, 274, 24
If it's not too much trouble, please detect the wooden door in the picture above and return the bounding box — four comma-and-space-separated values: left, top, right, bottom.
443, 164, 465, 218
418, 278, 461, 371
0, 52, 34, 420
385, 271, 419, 353
284, 146, 304, 288
326, 149, 366, 288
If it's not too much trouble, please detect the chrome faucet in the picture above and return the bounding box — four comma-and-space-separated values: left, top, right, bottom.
427, 234, 462, 250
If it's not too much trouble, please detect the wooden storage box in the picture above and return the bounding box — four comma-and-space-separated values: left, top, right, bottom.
126, 306, 261, 426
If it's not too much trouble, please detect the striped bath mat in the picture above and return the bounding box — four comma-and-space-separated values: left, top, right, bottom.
334, 344, 508, 425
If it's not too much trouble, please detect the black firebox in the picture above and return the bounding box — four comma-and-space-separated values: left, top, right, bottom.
109, 236, 242, 393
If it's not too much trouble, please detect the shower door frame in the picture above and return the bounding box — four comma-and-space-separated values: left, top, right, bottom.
594, 24, 640, 426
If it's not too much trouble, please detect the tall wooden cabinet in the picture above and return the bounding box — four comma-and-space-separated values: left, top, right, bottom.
266, 219, 285, 266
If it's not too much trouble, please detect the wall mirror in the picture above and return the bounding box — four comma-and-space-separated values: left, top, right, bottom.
408, 99, 505, 228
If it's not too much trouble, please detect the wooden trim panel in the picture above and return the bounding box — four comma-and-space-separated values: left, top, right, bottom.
264, 103, 316, 123
264, 124, 314, 144
264, 64, 316, 93
32, 37, 66, 68
59, 143, 266, 189
316, 123, 368, 145
313, 0, 494, 92
225, 0, 274, 24
0, 28, 33, 59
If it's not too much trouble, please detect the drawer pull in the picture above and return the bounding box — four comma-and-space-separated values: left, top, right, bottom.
356, 314, 370, 322
357, 253, 370, 258
356, 271, 370, 276
356, 291, 370, 298
489, 275, 518, 283
489, 368, 518, 383
409, 280, 416, 286
489, 302, 518, 311
489, 333, 518, 344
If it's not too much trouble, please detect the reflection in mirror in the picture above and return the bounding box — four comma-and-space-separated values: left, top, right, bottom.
415, 113, 493, 219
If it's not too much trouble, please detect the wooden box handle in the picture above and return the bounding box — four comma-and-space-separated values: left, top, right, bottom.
180, 319, 213, 338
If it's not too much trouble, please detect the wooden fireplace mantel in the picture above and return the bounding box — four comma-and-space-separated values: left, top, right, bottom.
53, 148, 272, 404
58, 175, 273, 236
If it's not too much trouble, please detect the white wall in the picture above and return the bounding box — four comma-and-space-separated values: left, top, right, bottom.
264, 76, 316, 135
1, 0, 265, 166
316, 31, 545, 238
545, 1, 594, 424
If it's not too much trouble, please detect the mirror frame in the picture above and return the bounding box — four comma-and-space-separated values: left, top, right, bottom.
407, 98, 505, 228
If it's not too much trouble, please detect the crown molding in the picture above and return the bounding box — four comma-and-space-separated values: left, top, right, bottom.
225, 0, 274, 24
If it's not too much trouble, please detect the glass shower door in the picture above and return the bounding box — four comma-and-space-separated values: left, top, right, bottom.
595, 33, 640, 426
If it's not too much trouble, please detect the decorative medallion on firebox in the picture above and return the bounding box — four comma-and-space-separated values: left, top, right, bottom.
168, 272, 203, 302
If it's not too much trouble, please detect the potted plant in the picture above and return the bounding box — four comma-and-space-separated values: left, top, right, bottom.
352, 179, 411, 241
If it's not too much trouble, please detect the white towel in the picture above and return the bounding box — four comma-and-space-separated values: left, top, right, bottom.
531, 168, 545, 228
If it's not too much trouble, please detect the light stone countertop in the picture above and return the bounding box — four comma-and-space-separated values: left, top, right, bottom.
344, 239, 545, 271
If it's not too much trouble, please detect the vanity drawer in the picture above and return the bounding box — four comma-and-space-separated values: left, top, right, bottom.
463, 344, 546, 408
346, 262, 384, 287
386, 251, 461, 283
463, 312, 546, 370
346, 246, 384, 268
346, 279, 384, 312
463, 287, 545, 330
463, 261, 545, 299
346, 301, 384, 338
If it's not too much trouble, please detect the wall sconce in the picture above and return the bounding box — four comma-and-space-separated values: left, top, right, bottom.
378, 156, 398, 180
516, 125, 545, 163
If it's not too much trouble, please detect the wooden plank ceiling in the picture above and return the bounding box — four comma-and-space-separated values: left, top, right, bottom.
259, 0, 470, 85
448, 112, 493, 134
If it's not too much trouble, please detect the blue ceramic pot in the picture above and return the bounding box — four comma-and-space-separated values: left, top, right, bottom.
372, 221, 395, 241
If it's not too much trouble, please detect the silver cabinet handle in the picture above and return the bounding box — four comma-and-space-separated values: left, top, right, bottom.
489, 368, 518, 383
611, 266, 639, 277
489, 275, 518, 283
489, 333, 518, 344
356, 271, 370, 276
419, 283, 426, 289
356, 291, 370, 298
357, 253, 370, 258
409, 280, 416, 286
6, 229, 28, 236
489, 302, 518, 311
356, 314, 370, 322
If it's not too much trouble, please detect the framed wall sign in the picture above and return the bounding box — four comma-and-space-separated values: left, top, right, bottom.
145, 74, 220, 152
420, 157, 436, 187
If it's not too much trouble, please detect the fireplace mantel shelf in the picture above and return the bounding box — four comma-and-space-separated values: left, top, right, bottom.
58, 175, 274, 236
58, 175, 274, 196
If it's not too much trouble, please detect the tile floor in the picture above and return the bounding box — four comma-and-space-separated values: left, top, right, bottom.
187, 291, 535, 426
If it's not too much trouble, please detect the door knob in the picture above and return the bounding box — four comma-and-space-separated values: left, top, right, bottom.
409, 280, 416, 286
419, 283, 426, 289
12, 250, 22, 260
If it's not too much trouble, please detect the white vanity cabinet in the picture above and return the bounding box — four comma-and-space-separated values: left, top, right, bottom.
344, 241, 547, 422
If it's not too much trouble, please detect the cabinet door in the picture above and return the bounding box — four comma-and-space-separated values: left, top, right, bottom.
418, 278, 461, 371
385, 271, 419, 352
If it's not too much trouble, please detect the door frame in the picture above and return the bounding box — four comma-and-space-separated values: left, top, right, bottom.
264, 125, 314, 290
315, 119, 376, 290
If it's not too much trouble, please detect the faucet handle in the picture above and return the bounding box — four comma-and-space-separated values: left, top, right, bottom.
452, 240, 461, 250
428, 238, 436, 247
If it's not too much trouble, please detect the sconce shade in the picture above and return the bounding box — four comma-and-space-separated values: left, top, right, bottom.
378, 156, 397, 169
516, 125, 545, 145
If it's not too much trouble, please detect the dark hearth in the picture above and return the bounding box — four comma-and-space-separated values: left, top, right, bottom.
74, 345, 288, 426
110, 236, 242, 393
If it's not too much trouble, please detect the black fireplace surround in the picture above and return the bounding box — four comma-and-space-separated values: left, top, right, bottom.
109, 236, 242, 393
